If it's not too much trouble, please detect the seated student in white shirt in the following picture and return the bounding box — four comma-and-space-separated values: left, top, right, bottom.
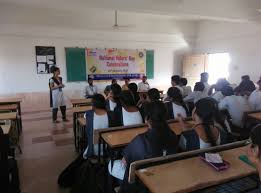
119, 90, 143, 126
219, 86, 251, 128
180, 78, 192, 97
200, 72, 210, 96
83, 94, 109, 158
165, 87, 189, 120
210, 78, 230, 103
138, 75, 150, 91
84, 77, 98, 98
171, 75, 184, 95
249, 78, 261, 111
184, 82, 208, 104
178, 97, 227, 151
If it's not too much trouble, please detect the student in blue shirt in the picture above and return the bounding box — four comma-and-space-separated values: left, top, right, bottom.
111, 101, 179, 193
178, 97, 227, 151
247, 124, 261, 193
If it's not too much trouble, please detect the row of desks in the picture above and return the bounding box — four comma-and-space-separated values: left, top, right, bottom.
0, 98, 23, 154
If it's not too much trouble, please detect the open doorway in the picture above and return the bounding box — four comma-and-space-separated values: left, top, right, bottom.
182, 53, 231, 88
208, 53, 230, 85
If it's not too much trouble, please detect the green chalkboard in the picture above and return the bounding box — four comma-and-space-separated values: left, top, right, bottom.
146, 50, 154, 79
65, 48, 86, 82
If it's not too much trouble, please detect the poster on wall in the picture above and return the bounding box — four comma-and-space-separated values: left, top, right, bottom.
86, 48, 146, 80
35, 46, 56, 74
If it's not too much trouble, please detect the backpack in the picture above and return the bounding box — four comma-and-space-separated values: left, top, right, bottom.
0, 127, 21, 193
71, 160, 108, 193
58, 155, 85, 188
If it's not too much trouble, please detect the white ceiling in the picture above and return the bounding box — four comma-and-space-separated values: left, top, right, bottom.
0, 0, 261, 36
1, 0, 261, 22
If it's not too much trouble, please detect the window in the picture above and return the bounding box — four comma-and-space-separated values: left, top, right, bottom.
208, 53, 230, 85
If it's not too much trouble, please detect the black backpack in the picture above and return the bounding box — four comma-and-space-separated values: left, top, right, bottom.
0, 127, 21, 193
58, 155, 85, 188
71, 160, 108, 193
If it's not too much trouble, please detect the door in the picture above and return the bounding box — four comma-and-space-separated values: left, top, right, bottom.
182, 54, 208, 88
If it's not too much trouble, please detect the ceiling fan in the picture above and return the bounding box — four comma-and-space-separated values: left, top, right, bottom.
112, 10, 133, 30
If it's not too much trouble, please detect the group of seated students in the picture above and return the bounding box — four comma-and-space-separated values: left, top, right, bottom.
82, 73, 261, 193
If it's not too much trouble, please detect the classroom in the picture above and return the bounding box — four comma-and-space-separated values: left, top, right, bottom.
0, 0, 261, 193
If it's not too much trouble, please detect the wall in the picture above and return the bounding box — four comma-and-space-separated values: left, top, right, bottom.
0, 4, 196, 110
194, 21, 261, 84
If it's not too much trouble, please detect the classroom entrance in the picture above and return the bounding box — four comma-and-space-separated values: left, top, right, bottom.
183, 53, 230, 87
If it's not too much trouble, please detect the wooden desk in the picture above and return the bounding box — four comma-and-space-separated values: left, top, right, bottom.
0, 112, 17, 121
0, 104, 18, 111
73, 106, 92, 151
0, 98, 22, 131
70, 98, 92, 107
136, 147, 256, 193
248, 112, 261, 122
0, 112, 21, 153
101, 121, 194, 149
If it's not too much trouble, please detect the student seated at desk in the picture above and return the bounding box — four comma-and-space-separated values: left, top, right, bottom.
122, 77, 130, 91
109, 101, 179, 193
249, 78, 261, 111
128, 83, 140, 105
106, 84, 122, 111
200, 72, 210, 96
139, 88, 161, 118
184, 82, 208, 104
247, 124, 261, 193
178, 98, 227, 151
106, 84, 122, 127
171, 75, 184, 96
118, 90, 143, 126
180, 77, 192, 97
219, 86, 251, 128
104, 78, 117, 96
165, 87, 188, 120
83, 94, 109, 158
83, 76, 98, 98
235, 75, 256, 96
138, 75, 150, 91
210, 78, 230, 103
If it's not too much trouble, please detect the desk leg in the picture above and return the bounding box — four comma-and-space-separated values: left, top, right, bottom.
73, 112, 77, 151
17, 102, 22, 132
98, 136, 101, 163
13, 118, 22, 154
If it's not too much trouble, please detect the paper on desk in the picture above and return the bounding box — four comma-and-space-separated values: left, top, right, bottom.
108, 160, 126, 180
205, 153, 223, 163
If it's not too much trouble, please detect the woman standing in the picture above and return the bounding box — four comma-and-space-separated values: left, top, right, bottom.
49, 66, 68, 123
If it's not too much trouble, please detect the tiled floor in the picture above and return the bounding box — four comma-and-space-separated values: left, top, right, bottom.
17, 109, 77, 193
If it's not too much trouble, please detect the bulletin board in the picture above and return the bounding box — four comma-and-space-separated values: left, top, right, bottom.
35, 46, 56, 74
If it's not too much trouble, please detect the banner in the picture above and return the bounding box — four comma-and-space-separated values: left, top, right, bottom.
86, 48, 146, 80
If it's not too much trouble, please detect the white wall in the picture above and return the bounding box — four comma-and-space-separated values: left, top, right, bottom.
194, 21, 261, 84
0, 25, 194, 95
